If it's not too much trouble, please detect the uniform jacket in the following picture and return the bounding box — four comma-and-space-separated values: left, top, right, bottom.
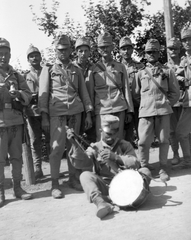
0, 65, 32, 127
24, 66, 42, 116
89, 60, 134, 115
132, 62, 180, 118
38, 59, 93, 117
72, 59, 95, 95
176, 55, 191, 107
69, 137, 139, 179
122, 58, 144, 107
165, 60, 183, 107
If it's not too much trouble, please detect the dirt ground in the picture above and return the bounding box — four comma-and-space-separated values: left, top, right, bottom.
0, 146, 191, 240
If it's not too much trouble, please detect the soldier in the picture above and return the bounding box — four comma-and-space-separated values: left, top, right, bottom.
38, 34, 93, 198
24, 45, 49, 179
172, 27, 191, 169
165, 37, 183, 165
67, 114, 151, 219
89, 32, 134, 141
119, 36, 144, 146
132, 39, 179, 182
73, 37, 96, 143
0, 38, 32, 207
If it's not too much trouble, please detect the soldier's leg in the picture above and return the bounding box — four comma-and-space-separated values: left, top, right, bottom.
155, 115, 170, 181
174, 107, 191, 169
138, 117, 154, 168
80, 171, 113, 219
9, 125, 32, 200
114, 111, 125, 140
95, 114, 102, 141
0, 128, 8, 207
27, 116, 44, 178
49, 116, 67, 198
66, 113, 83, 191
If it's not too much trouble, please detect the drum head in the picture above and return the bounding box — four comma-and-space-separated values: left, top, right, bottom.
109, 169, 144, 207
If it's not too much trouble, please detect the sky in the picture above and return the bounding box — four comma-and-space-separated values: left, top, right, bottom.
0, 0, 187, 69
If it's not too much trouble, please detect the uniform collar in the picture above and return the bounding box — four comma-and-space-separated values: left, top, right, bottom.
55, 58, 73, 69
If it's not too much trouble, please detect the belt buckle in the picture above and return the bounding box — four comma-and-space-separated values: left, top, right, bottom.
4, 103, 12, 109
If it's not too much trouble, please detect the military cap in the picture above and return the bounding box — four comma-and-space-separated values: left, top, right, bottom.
27, 45, 40, 58
0, 38, 10, 49
145, 39, 160, 52
119, 36, 133, 48
97, 32, 113, 47
181, 27, 191, 40
54, 34, 71, 49
167, 37, 181, 49
101, 115, 119, 131
75, 37, 90, 49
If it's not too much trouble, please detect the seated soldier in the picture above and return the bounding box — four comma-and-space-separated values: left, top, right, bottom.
67, 115, 151, 219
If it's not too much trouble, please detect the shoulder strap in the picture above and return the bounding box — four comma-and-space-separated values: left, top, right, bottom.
144, 67, 167, 97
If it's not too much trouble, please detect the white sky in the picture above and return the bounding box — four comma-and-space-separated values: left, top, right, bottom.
0, 0, 186, 69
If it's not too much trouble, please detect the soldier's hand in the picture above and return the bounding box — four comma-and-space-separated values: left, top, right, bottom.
125, 113, 133, 123
66, 127, 75, 140
9, 89, 21, 99
85, 112, 92, 130
100, 149, 116, 161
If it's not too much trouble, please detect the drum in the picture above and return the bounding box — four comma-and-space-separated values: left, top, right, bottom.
109, 169, 150, 208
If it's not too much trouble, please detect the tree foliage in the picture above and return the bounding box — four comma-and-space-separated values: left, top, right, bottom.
30, 0, 191, 64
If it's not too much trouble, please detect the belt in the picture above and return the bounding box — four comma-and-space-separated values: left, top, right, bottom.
4, 103, 12, 109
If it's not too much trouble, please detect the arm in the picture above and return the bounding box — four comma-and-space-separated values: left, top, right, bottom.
167, 69, 180, 106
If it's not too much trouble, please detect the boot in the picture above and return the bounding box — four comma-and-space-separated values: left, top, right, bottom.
51, 179, 63, 199
35, 165, 44, 180
172, 158, 191, 170
68, 176, 83, 192
13, 181, 32, 200
0, 184, 5, 208
171, 153, 180, 165
92, 195, 114, 219
159, 169, 170, 182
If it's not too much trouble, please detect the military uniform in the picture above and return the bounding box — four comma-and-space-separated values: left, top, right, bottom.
172, 28, 191, 168
39, 34, 93, 197
24, 45, 49, 178
119, 36, 144, 145
0, 38, 32, 207
132, 39, 179, 181
89, 32, 134, 141
73, 37, 96, 143
68, 115, 148, 219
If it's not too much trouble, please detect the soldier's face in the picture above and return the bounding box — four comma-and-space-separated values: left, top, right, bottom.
101, 128, 118, 145
98, 45, 113, 58
28, 52, 42, 67
0, 47, 11, 70
182, 37, 191, 51
76, 46, 90, 63
145, 51, 160, 63
55, 47, 71, 62
167, 47, 180, 58
119, 45, 133, 60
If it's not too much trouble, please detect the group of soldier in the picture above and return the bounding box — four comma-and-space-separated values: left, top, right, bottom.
0, 26, 191, 219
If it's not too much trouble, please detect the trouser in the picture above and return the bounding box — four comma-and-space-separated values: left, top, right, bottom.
138, 115, 170, 168
80, 171, 109, 202
169, 106, 182, 155
49, 113, 82, 179
27, 116, 50, 167
125, 107, 139, 144
176, 107, 191, 161
96, 111, 125, 141
0, 125, 23, 184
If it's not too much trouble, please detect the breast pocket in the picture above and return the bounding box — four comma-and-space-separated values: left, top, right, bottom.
140, 76, 150, 92
51, 72, 66, 88
94, 72, 106, 88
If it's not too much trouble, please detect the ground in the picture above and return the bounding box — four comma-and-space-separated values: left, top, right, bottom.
0, 147, 191, 240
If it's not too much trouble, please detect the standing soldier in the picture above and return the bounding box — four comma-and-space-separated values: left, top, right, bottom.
172, 27, 191, 169
73, 37, 96, 143
38, 34, 93, 198
24, 45, 49, 180
132, 39, 179, 182
119, 36, 144, 146
0, 38, 32, 207
165, 37, 183, 165
89, 32, 134, 141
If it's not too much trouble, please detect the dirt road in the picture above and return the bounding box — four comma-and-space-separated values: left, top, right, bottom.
0, 147, 191, 240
